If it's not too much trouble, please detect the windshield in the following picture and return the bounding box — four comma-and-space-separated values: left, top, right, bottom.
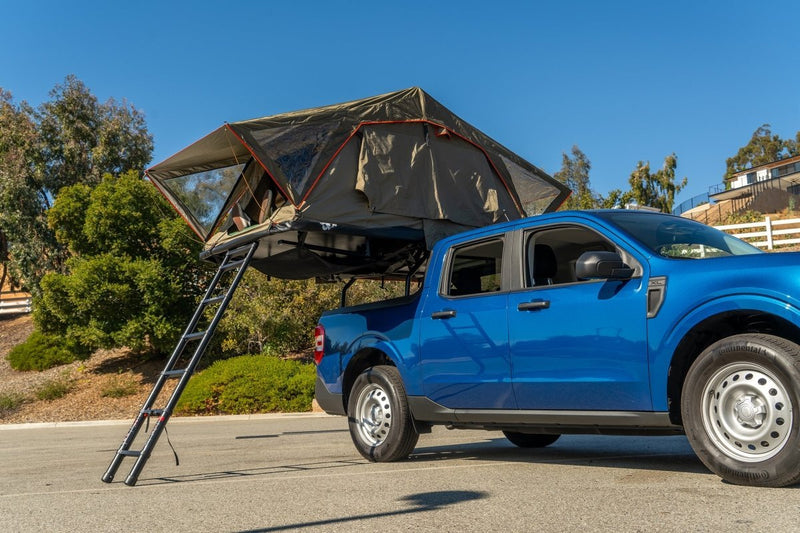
596, 211, 762, 259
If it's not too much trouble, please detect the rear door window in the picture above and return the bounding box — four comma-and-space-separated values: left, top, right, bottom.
446, 238, 504, 296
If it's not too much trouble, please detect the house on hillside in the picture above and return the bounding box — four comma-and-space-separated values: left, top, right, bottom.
709, 154, 800, 213
727, 155, 800, 190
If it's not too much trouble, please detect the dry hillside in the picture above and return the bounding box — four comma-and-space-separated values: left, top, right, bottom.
0, 314, 165, 424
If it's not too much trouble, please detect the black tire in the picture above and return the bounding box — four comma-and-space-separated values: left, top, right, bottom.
503, 431, 560, 448
347, 365, 419, 462
681, 334, 800, 487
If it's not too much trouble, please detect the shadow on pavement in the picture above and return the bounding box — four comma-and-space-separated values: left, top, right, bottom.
143, 458, 366, 486
410, 434, 708, 476
130, 434, 707, 487
237, 490, 489, 532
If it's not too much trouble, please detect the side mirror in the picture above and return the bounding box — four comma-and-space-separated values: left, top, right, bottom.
576, 251, 634, 280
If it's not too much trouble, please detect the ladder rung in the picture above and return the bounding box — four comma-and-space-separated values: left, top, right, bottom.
220, 258, 246, 272
184, 331, 206, 341
119, 450, 141, 457
162, 369, 186, 378
202, 294, 226, 305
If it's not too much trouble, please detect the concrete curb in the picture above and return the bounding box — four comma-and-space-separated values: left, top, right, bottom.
0, 411, 337, 431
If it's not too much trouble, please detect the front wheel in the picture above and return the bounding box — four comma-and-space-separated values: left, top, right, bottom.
347, 365, 419, 462
682, 334, 800, 487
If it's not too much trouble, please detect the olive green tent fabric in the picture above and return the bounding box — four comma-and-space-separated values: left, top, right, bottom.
146, 88, 569, 279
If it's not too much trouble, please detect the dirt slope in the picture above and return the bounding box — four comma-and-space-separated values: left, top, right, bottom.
0, 315, 163, 424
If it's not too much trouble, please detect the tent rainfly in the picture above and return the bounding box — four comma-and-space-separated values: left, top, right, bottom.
146, 88, 570, 280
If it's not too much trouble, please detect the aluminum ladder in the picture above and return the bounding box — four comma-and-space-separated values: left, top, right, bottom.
101, 242, 258, 486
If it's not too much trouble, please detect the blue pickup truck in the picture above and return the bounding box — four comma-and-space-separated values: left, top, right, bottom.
314, 210, 800, 487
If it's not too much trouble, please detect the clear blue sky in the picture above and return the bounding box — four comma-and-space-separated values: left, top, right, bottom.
2, 1, 799, 206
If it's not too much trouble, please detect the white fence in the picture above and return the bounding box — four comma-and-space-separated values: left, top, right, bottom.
715, 217, 800, 250
0, 293, 32, 315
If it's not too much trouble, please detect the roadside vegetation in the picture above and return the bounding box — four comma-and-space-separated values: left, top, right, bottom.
722, 210, 765, 225
175, 355, 316, 415
214, 273, 407, 360
0, 393, 25, 415
34, 374, 74, 401
100, 372, 140, 399
7, 330, 88, 371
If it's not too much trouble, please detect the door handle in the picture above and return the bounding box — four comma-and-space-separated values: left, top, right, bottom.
517, 300, 550, 311
431, 309, 457, 319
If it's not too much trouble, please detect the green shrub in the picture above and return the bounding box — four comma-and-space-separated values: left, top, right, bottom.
722, 210, 763, 227
37, 171, 209, 357
6, 330, 89, 371
35, 376, 74, 401
214, 274, 339, 357
175, 354, 315, 415
0, 393, 26, 414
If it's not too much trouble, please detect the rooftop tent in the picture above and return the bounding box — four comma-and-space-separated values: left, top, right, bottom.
146, 88, 570, 279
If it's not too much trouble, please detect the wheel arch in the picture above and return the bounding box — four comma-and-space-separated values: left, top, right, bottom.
666, 309, 800, 425
342, 347, 395, 412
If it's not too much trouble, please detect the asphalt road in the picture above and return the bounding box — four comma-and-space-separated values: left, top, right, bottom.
1, 413, 798, 532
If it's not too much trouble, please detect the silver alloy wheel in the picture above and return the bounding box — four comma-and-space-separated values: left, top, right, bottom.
354, 383, 393, 447
702, 362, 793, 462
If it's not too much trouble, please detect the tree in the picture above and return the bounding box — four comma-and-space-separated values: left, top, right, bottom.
554, 145, 597, 210
725, 124, 799, 182
626, 153, 687, 213
0, 76, 153, 294
0, 90, 55, 291
597, 188, 628, 209
35, 171, 209, 356
215, 274, 408, 357
38, 76, 152, 192
215, 273, 340, 356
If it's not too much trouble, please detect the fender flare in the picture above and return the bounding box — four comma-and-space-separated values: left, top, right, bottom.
341, 332, 408, 389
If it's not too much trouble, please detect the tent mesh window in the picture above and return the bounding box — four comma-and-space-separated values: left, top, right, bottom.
161, 163, 245, 237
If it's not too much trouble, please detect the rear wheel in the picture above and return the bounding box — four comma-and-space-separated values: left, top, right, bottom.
503, 431, 560, 448
347, 365, 419, 462
682, 334, 800, 487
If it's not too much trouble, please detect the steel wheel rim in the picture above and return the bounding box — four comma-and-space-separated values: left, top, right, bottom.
701, 362, 793, 462
354, 383, 393, 447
